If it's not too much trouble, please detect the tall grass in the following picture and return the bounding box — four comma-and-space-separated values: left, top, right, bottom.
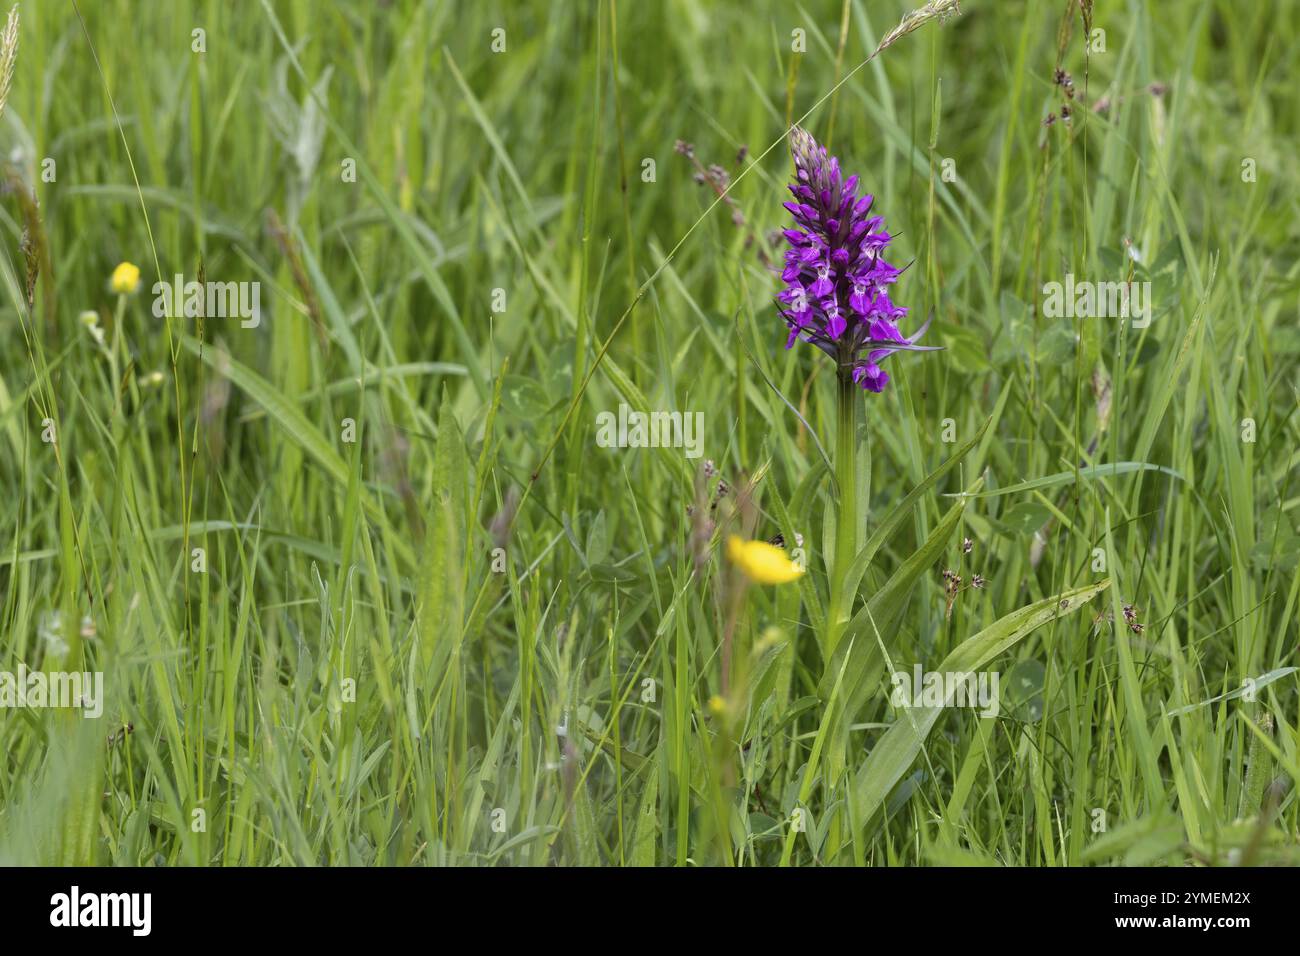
0, 0, 1296, 866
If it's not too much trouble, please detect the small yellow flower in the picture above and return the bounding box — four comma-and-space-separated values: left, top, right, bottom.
110, 261, 141, 295
707, 695, 726, 716
726, 534, 804, 585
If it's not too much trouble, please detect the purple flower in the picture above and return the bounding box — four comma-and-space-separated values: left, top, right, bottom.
778, 127, 933, 391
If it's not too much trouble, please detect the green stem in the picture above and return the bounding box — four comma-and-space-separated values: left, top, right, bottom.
822, 367, 859, 862
828, 368, 858, 654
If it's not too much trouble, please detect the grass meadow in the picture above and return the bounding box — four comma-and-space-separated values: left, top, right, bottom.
0, 0, 1298, 868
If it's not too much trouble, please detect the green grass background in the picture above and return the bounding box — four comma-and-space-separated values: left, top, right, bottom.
0, 0, 1298, 866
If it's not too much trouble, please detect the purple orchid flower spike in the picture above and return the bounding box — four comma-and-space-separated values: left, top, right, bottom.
778, 126, 939, 391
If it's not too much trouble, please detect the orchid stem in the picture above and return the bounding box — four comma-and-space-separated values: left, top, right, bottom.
828, 368, 858, 655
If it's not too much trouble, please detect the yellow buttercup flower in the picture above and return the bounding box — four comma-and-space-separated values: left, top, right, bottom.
726, 535, 804, 585
110, 261, 141, 295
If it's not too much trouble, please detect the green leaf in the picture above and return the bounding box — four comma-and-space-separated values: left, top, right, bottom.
1164, 667, 1298, 717
586, 510, 609, 566
500, 374, 552, 421
842, 417, 990, 603
418, 395, 469, 678
1037, 324, 1076, 365
946, 461, 1184, 499
748, 637, 791, 714
569, 777, 603, 866
939, 322, 992, 373
998, 501, 1053, 536
822, 490, 972, 714
630, 771, 659, 867
1081, 812, 1184, 866
1003, 659, 1047, 722
183, 336, 347, 485
850, 579, 1111, 827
